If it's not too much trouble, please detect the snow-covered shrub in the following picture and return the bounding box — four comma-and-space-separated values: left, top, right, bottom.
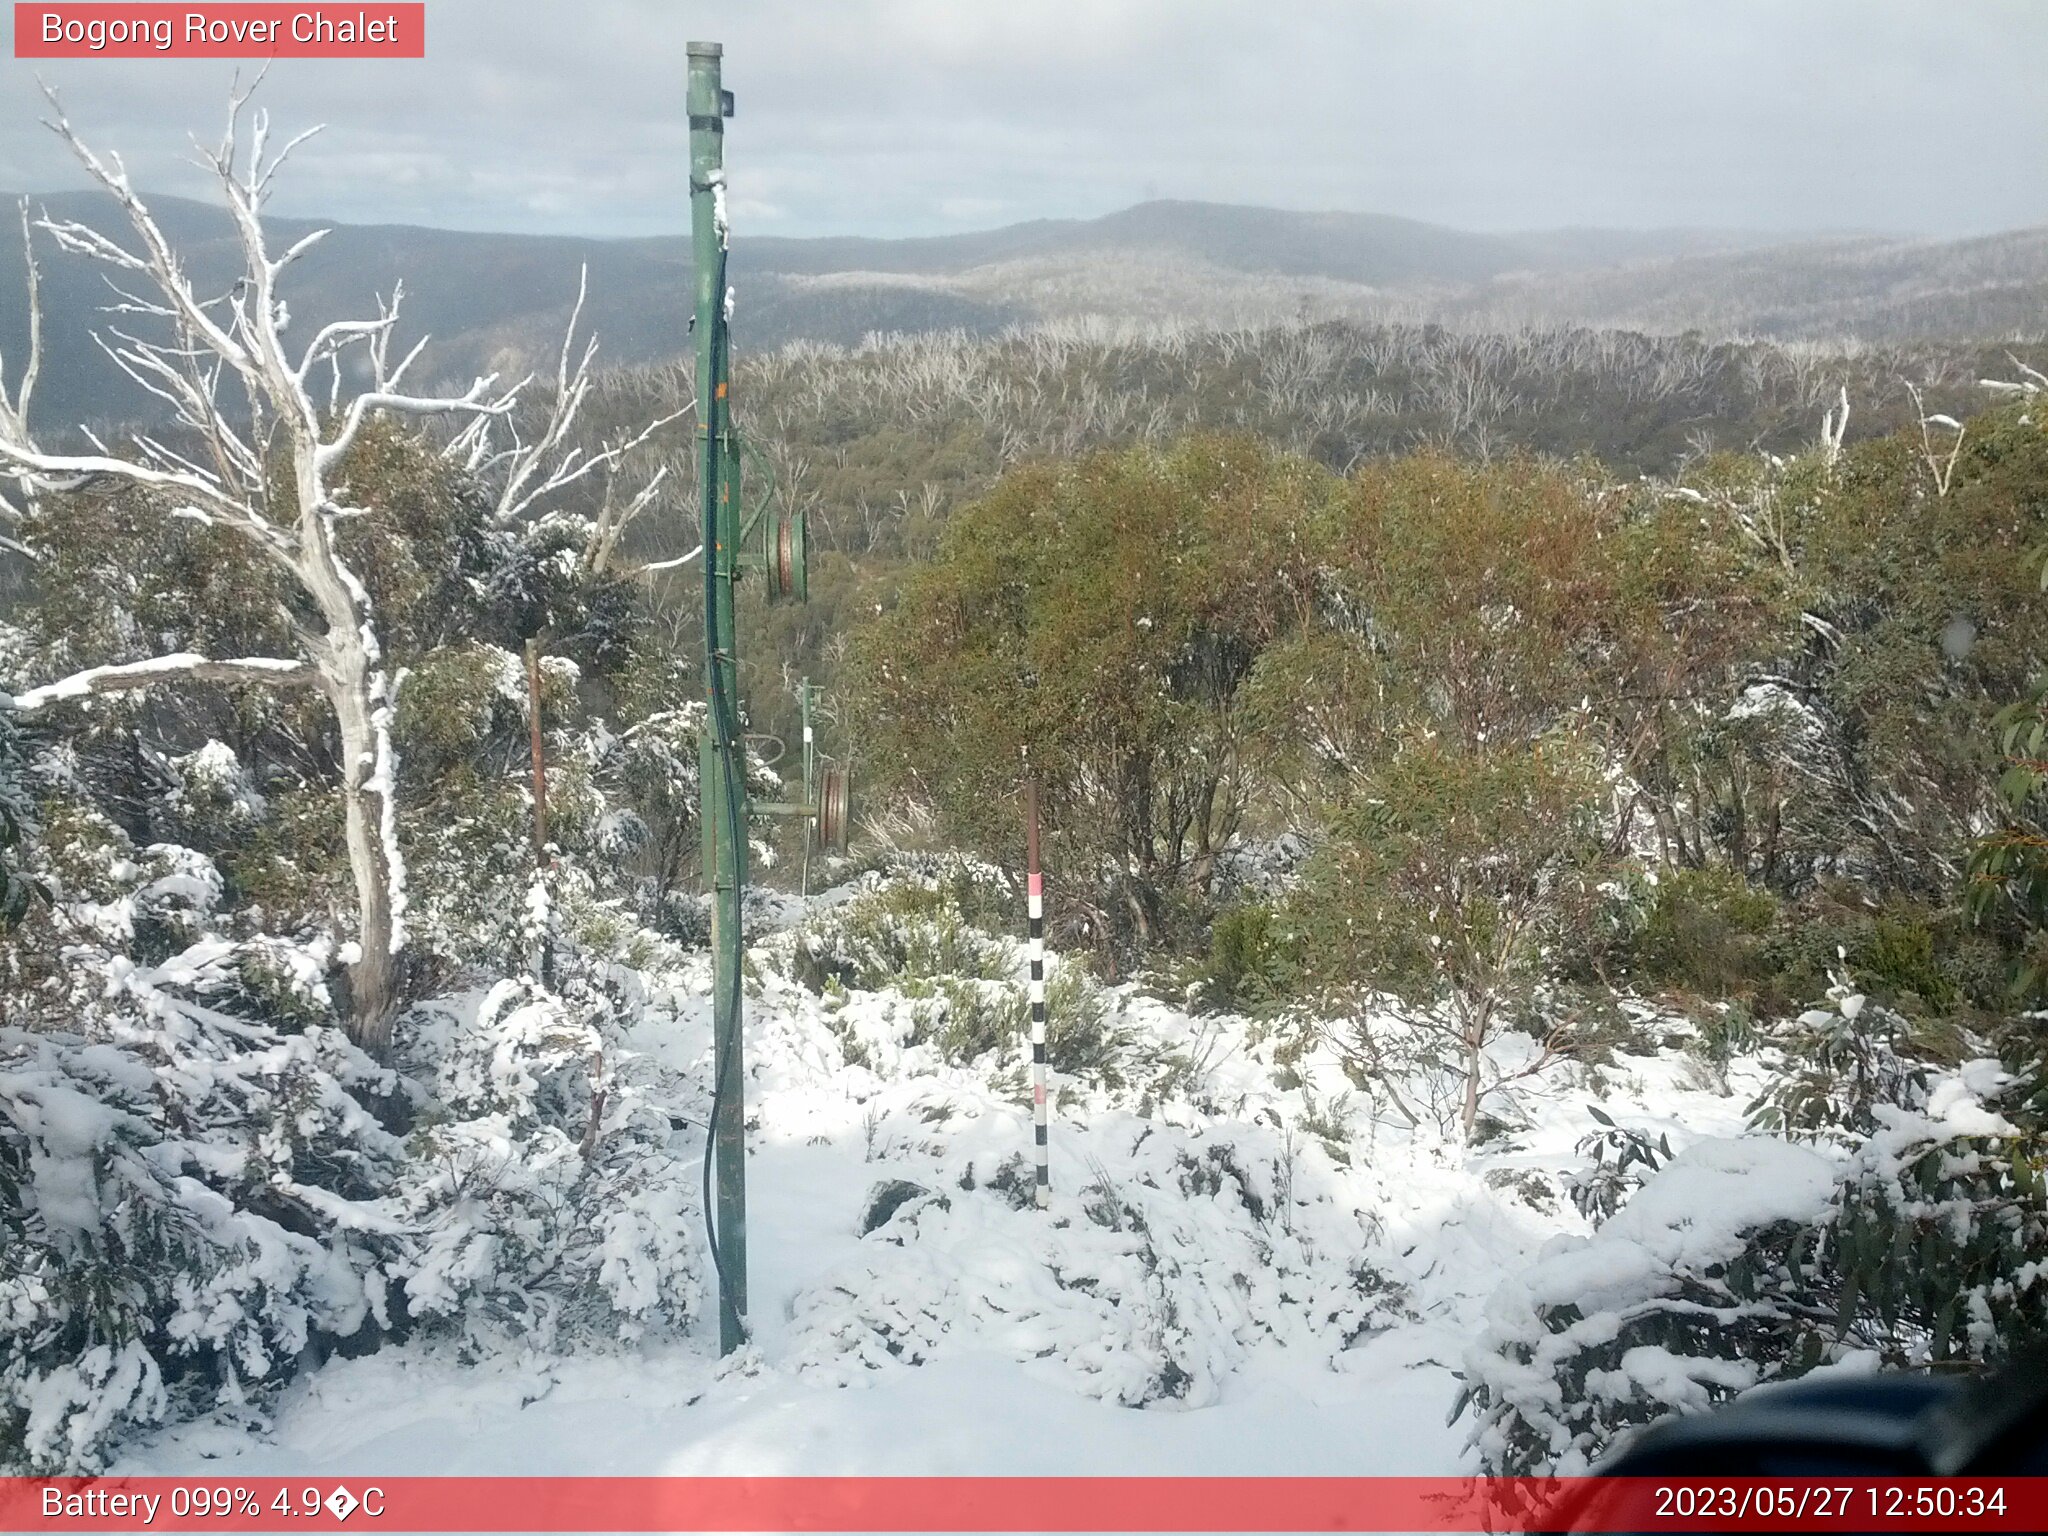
1459, 1136, 1839, 1477
1040, 962, 1132, 1087
905, 976, 1026, 1063
1464, 1061, 2048, 1477
1818, 1069, 2048, 1368
388, 880, 698, 1352
0, 838, 409, 1474
159, 741, 266, 848
793, 869, 1133, 1087
789, 1119, 1410, 1408
0, 1019, 405, 1472
0, 777, 698, 1466
794, 876, 1014, 993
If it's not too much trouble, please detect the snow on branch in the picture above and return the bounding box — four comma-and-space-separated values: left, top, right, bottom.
4, 653, 314, 712
316, 373, 514, 474
628, 541, 703, 576
0, 84, 476, 1046
1906, 382, 1964, 498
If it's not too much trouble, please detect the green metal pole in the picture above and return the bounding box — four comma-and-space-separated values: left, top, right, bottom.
689, 38, 747, 1355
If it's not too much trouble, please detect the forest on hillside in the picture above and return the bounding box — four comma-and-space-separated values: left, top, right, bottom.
560, 318, 2048, 757
3, 116, 2048, 1481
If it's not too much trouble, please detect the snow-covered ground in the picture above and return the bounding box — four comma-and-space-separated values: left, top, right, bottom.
118, 882, 1774, 1480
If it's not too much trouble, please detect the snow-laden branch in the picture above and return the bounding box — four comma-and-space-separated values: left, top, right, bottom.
40, 84, 258, 382
4, 652, 314, 712
468, 266, 690, 530
630, 543, 703, 576
317, 374, 513, 474
0, 437, 265, 530
1906, 382, 1964, 498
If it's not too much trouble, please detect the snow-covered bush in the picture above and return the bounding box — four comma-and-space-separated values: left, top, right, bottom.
388, 873, 699, 1352
1459, 1136, 1839, 1477
0, 834, 407, 1471
794, 871, 1015, 993
1820, 1069, 2048, 1368
0, 773, 700, 1468
1463, 1060, 2048, 1476
789, 1119, 1410, 1408
0, 1017, 403, 1472
794, 868, 1132, 1086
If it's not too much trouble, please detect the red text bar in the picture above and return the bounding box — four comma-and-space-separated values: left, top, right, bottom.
14, 5, 424, 58
3, 1477, 2047, 1532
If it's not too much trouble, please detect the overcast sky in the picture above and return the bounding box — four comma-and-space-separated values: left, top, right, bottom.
1, 1, 2044, 241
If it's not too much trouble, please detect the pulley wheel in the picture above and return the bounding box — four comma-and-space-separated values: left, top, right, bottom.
816, 764, 850, 854
767, 508, 808, 603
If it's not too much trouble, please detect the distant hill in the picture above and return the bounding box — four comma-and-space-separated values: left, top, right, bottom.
0, 193, 2040, 428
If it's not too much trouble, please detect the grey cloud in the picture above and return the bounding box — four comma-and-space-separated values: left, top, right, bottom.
1, 0, 2043, 239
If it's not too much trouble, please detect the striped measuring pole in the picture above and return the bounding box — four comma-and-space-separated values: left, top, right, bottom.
1025, 772, 1050, 1208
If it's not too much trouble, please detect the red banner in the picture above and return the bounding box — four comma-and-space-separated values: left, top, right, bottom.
13, 5, 424, 58
2, 1476, 2046, 1532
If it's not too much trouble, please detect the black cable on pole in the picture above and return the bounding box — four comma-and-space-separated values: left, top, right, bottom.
697, 237, 749, 1346
700, 713, 748, 1344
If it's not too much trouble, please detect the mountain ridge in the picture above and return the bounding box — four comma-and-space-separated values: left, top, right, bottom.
0, 191, 2038, 427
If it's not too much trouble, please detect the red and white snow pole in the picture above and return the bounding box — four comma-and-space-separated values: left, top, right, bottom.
1026, 768, 1050, 1208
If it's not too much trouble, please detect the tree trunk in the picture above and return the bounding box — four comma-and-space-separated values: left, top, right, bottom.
298, 483, 404, 1055
326, 639, 402, 1055
1460, 1003, 1486, 1141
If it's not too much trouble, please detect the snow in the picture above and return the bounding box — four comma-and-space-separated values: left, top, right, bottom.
5, 652, 303, 711
1593, 1136, 1837, 1272
104, 872, 1807, 1482
707, 170, 729, 250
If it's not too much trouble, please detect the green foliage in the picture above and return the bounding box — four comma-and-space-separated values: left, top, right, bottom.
1189, 904, 1299, 1015
1567, 1109, 1672, 1224
1635, 866, 1778, 997
910, 977, 1026, 1064
795, 879, 1015, 994
1777, 404, 2048, 896
848, 435, 1331, 959
1858, 913, 1961, 1013
1042, 962, 1131, 1089
1747, 983, 1931, 1143
1821, 1126, 2048, 1367
0, 715, 44, 934
1290, 734, 1615, 1020
1972, 674, 2048, 998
